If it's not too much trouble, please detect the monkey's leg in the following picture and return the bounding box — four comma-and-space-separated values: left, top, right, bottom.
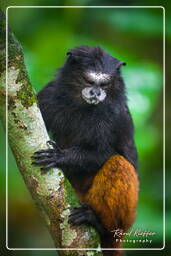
68, 204, 124, 256
78, 154, 138, 255
81, 154, 139, 232
69, 202, 124, 256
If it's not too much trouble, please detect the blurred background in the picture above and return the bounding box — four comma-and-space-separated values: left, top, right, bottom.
0, 0, 170, 256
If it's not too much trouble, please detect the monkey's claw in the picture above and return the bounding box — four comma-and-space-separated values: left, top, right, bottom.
68, 203, 98, 227
32, 143, 64, 169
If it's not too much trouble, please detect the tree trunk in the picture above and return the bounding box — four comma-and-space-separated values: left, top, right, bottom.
0, 10, 101, 256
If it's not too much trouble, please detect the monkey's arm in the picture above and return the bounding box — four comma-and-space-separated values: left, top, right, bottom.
32, 141, 109, 174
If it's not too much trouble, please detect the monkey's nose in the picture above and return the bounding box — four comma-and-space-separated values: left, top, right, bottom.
90, 87, 101, 97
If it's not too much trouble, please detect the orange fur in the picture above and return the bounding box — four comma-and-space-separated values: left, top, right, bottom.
76, 154, 139, 254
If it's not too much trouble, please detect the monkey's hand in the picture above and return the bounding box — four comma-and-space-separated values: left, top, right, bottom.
32, 141, 104, 173
32, 140, 65, 170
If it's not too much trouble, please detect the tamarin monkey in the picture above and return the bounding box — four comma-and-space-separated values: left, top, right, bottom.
32, 46, 139, 256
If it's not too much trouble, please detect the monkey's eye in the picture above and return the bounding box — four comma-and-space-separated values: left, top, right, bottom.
88, 80, 95, 86
100, 83, 109, 89
83, 77, 95, 86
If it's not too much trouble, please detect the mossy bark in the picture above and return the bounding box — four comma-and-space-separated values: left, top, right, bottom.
0, 10, 101, 256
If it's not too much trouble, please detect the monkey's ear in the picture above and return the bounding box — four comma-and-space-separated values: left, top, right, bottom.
66, 50, 78, 61
66, 50, 81, 63
115, 61, 127, 70
66, 51, 73, 56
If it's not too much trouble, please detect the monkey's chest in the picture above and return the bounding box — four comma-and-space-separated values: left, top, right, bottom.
52, 114, 116, 150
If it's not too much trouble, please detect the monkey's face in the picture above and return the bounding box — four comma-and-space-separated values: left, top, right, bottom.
64, 46, 126, 105
81, 72, 110, 105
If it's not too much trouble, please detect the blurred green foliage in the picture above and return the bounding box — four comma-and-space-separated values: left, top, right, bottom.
0, 3, 167, 254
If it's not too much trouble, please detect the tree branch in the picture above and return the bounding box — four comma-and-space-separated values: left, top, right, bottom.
0, 10, 101, 255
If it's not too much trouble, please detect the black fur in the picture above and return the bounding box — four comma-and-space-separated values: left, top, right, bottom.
34, 46, 137, 179
68, 203, 106, 237
32, 46, 138, 240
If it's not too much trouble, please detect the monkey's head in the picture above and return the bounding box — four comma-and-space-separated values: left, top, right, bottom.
59, 46, 126, 105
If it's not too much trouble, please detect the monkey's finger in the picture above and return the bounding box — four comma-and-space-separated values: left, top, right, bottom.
34, 149, 55, 154
69, 204, 90, 216
68, 215, 80, 224
31, 153, 54, 159
69, 213, 85, 222
32, 157, 56, 165
69, 208, 85, 216
69, 215, 86, 225
42, 162, 57, 169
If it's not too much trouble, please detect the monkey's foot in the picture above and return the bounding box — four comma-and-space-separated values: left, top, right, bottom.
68, 203, 105, 236
31, 140, 64, 169
69, 203, 96, 226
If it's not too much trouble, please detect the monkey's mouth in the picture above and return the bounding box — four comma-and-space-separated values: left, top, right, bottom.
82, 95, 100, 105
82, 87, 106, 105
